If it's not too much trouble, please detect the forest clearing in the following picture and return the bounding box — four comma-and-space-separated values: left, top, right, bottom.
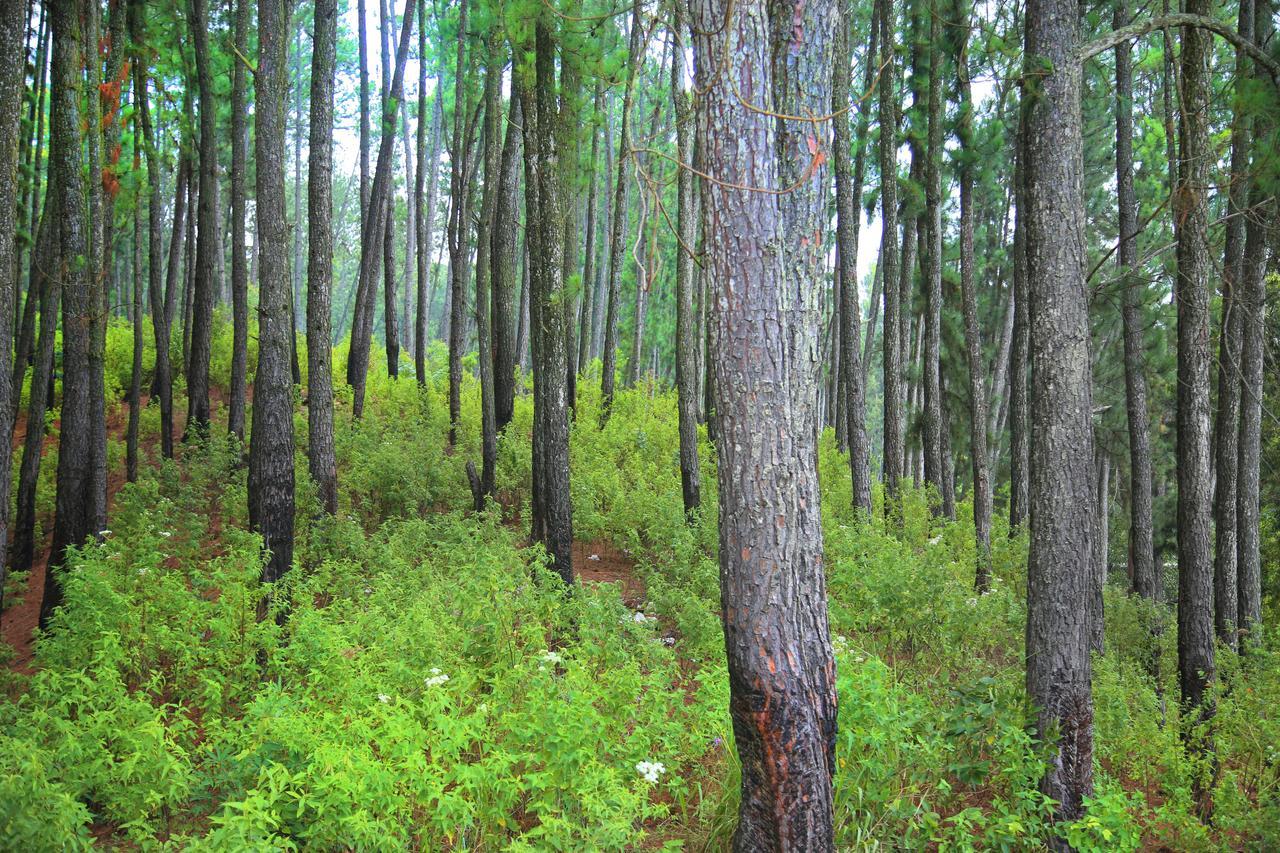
0, 0, 1277, 849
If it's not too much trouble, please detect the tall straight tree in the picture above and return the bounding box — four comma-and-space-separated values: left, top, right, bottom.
348, 0, 417, 418
229, 0, 250, 441
0, 0, 25, 592
380, 0, 400, 376
1008, 107, 1029, 531
833, 0, 873, 515
251, 0, 297, 599
955, 0, 992, 586
920, 0, 948, 518
513, 16, 574, 584
1113, 0, 1156, 602
470, 34, 501, 509
43, 0, 103, 629
599, 1, 643, 423
414, 0, 442, 383
879, 0, 904, 511
186, 0, 220, 437
670, 0, 699, 518
308, 0, 339, 515
492, 93, 522, 431
1175, 4, 1216, 751
445, 0, 474, 444
693, 0, 839, 845
1023, 0, 1096, 832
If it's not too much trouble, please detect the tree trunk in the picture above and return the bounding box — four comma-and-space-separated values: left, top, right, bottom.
955, 7, 992, 587
1175, 3, 1216, 754
878, 0, 904, 509
471, 36, 501, 510
127, 151, 144, 483
308, 0, 339, 515
1008, 108, 1029, 531
381, 0, 400, 377
185, 0, 220, 438
577, 88, 602, 376
250, 0, 298, 600
1093, 445, 1110, 654
446, 0, 474, 443
834, 0, 874, 515
671, 0, 700, 519
1024, 0, 1095, 831
492, 94, 522, 430
413, 0, 440, 383
921, 0, 947, 518
44, 0, 102, 629
600, 2, 644, 422
692, 0, 838, 844
0, 0, 24, 595
1114, 0, 1157, 602
229, 0, 250, 441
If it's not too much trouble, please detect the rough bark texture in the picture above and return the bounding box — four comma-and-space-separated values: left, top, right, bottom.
250, 0, 297, 595
229, 0, 250, 441
600, 2, 643, 422
381, 0, 400, 377
1175, 0, 1216, 729
1023, 0, 1096, 830
878, 0, 904, 508
955, 8, 991, 587
0, 0, 24, 598
492, 94, 522, 431
44, 0, 101, 629
445, 0, 473, 444
834, 0, 873, 515
414, 1, 442, 383
693, 0, 838, 846
1113, 0, 1157, 603
516, 19, 574, 584
128, 157, 143, 483
308, 0, 339, 515
921, 1, 947, 518
671, 0, 700, 519
1008, 107, 1029, 531
472, 39, 501, 510
186, 0, 219, 438
1234, 0, 1271, 643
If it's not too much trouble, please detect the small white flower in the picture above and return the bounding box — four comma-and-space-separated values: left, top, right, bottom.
364, 586, 373, 596
137, 567, 148, 577
159, 531, 172, 538
635, 760, 666, 783
424, 670, 450, 687
378, 693, 390, 704
540, 650, 563, 664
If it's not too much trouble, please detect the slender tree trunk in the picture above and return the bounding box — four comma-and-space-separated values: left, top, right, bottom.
381, 0, 400, 377
1093, 444, 1110, 653
446, 0, 473, 443
229, 0, 250, 441
1008, 107, 1029, 530
921, 0, 947, 518
1114, 0, 1157, 602
413, 0, 439, 382
1175, 3, 1216, 763
492, 94, 522, 429
671, 0, 700, 519
127, 146, 144, 483
578, 88, 602, 376
186, 0, 219, 438
879, 0, 904, 509
1212, 0, 1253, 650
955, 6, 991, 586
834, 0, 874, 515
1024, 0, 1095, 832
401, 103, 415, 355
470, 36, 501, 510
250, 0, 298, 602
308, 0, 339, 515
693, 0, 838, 844
600, 2, 644, 422
1236, 0, 1272, 646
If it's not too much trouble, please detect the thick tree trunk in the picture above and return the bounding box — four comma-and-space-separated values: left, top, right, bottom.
878, 0, 904, 508
693, 0, 838, 845
229, 0, 250, 441
600, 2, 643, 422
1175, 2, 1216, 749
0, 0, 24, 597
492, 94, 522, 430
44, 0, 102, 629
308, 0, 339, 515
250, 0, 298, 599
955, 8, 992, 587
1023, 0, 1095, 832
834, 0, 873, 515
671, 0, 700, 519
187, 0, 219, 438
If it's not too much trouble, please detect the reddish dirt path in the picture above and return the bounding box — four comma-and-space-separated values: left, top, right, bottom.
574, 538, 647, 608
1, 388, 228, 674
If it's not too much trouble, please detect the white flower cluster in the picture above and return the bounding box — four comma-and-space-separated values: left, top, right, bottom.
378, 693, 391, 704
540, 650, 563, 665
635, 760, 666, 783
424, 667, 450, 688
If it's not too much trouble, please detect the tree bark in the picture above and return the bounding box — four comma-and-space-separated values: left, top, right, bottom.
493, 94, 522, 430
1008, 106, 1029, 531
229, 0, 250, 441
1024, 0, 1096, 831
308, 0, 339, 515
471, 36, 501, 510
878, 0, 904, 509
186, 0, 220, 438
413, 0, 441, 383
1175, 1, 1216, 746
251, 0, 298, 599
921, 0, 948, 518
834, 0, 874, 515
445, 0, 473, 442
600, 2, 644, 423
0, 0, 24, 598
381, 0, 400, 377
671, 0, 700, 519
692, 0, 838, 844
